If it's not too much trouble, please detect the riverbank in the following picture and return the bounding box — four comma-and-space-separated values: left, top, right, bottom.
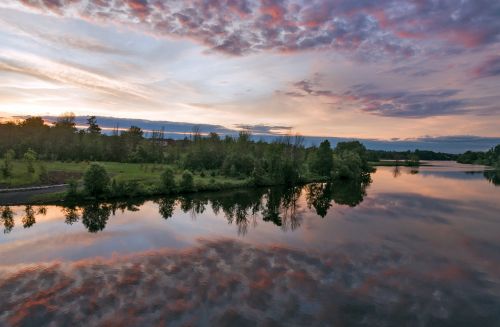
1, 159, 371, 205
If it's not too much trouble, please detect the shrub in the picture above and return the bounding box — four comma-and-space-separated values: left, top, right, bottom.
160, 167, 176, 194
23, 148, 37, 175
67, 179, 78, 197
180, 170, 195, 192
1, 149, 15, 178
83, 163, 110, 197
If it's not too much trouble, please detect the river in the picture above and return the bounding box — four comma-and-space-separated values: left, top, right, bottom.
0, 161, 499, 326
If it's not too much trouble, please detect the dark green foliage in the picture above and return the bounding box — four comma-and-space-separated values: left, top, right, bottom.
310, 140, 333, 177
180, 170, 195, 192
251, 160, 267, 186
39, 163, 48, 182
66, 179, 78, 199
457, 145, 500, 167
160, 167, 176, 193
405, 154, 420, 167
23, 148, 37, 175
86, 116, 101, 135
368, 149, 457, 161
331, 141, 372, 181
1, 149, 15, 178
110, 179, 143, 198
1, 115, 379, 197
83, 163, 110, 197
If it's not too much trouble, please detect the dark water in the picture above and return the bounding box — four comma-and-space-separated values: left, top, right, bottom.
1, 162, 499, 326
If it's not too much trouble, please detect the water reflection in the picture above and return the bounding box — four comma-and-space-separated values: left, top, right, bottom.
1, 162, 500, 326
0, 180, 372, 235
1, 206, 14, 234
21, 205, 36, 228
81, 203, 111, 233
484, 170, 500, 186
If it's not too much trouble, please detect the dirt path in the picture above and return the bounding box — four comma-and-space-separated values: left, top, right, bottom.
0, 184, 67, 205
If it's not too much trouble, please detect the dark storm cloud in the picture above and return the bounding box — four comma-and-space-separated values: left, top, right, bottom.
9, 0, 500, 60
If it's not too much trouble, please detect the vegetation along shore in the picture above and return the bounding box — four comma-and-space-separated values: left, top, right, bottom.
1, 114, 498, 205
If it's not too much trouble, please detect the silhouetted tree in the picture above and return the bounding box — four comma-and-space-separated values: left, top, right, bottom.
86, 116, 101, 135
311, 140, 333, 177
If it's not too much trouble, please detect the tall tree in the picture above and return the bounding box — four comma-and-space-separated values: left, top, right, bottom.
311, 140, 333, 177
86, 116, 101, 135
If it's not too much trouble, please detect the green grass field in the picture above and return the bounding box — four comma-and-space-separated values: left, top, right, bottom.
0, 160, 249, 190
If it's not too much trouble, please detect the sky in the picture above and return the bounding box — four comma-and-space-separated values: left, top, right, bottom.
0, 0, 499, 143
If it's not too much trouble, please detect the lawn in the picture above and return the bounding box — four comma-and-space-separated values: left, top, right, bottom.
0, 160, 250, 190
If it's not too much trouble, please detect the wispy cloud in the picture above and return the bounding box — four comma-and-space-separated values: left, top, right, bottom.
472, 55, 500, 79
0, 51, 151, 101
279, 79, 500, 118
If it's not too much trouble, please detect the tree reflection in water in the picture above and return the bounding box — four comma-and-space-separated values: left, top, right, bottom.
484, 170, 500, 186
1, 206, 14, 234
63, 206, 80, 225
82, 203, 111, 233
156, 197, 176, 220
1, 181, 370, 235
22, 205, 36, 228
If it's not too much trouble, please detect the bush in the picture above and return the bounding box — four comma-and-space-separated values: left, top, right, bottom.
160, 167, 176, 194
83, 163, 110, 197
1, 149, 15, 178
180, 170, 195, 192
66, 179, 78, 199
39, 163, 48, 182
23, 148, 37, 175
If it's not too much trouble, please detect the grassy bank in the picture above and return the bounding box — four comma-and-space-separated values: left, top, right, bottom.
0, 160, 329, 205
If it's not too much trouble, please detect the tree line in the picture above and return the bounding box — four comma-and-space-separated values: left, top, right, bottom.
457, 145, 500, 168
1, 114, 374, 197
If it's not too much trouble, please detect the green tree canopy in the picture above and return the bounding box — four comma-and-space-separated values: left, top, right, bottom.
83, 163, 110, 197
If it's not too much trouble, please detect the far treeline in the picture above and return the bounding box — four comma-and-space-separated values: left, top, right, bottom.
0, 114, 374, 200
456, 145, 500, 168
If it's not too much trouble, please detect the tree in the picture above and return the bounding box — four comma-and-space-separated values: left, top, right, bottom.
180, 170, 194, 192
311, 140, 333, 177
23, 148, 37, 175
1, 149, 15, 178
160, 167, 176, 193
83, 163, 110, 197
87, 116, 101, 135
55, 112, 76, 131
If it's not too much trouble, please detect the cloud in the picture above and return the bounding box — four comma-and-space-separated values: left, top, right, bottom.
473, 56, 500, 79
233, 124, 292, 134
2, 0, 499, 60
279, 79, 500, 118
0, 52, 150, 101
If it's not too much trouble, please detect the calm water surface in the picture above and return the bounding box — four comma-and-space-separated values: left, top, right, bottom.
1, 161, 499, 326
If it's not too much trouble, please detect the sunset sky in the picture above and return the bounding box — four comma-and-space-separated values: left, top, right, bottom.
0, 0, 499, 141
